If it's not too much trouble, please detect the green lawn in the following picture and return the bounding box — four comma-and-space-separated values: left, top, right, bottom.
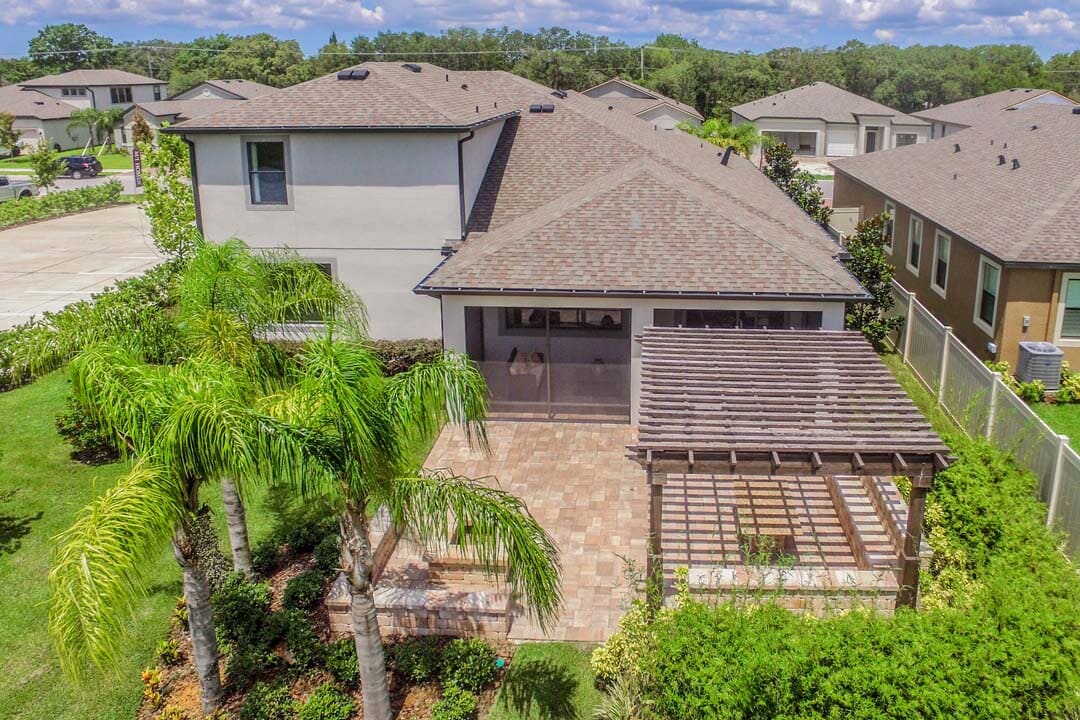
0, 373, 274, 720
1033, 403, 1080, 452
0, 147, 133, 172
487, 643, 601, 720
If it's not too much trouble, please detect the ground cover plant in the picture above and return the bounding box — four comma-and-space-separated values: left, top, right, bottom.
0, 179, 123, 228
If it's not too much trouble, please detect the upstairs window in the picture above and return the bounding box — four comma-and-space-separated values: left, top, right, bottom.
882, 201, 895, 253
110, 86, 133, 104
895, 133, 917, 147
61, 87, 86, 97
931, 231, 951, 297
975, 257, 1001, 335
1060, 275, 1080, 340
246, 141, 288, 205
907, 215, 923, 275
153, 85, 162, 101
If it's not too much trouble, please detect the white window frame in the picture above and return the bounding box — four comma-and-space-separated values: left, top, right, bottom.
930, 230, 951, 298
882, 200, 895, 254
906, 215, 924, 276
973, 256, 1002, 337
1053, 272, 1080, 347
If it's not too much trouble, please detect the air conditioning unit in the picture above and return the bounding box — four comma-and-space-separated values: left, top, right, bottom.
1016, 341, 1064, 391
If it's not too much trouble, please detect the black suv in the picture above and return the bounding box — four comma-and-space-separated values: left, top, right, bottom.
62, 155, 103, 179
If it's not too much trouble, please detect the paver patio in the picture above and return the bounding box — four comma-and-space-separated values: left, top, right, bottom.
423, 421, 648, 642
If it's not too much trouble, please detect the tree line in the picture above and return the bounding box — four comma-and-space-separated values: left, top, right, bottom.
2, 23, 1077, 119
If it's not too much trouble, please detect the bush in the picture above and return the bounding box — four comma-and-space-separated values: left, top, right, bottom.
590, 600, 652, 686
389, 637, 444, 683
277, 609, 323, 668
431, 685, 477, 720
313, 534, 340, 577
213, 574, 274, 650
283, 570, 326, 610
55, 394, 119, 464
251, 540, 283, 577
367, 338, 442, 375
240, 682, 294, 720
157, 705, 188, 720
441, 638, 497, 692
156, 638, 181, 666
0, 179, 122, 229
295, 683, 355, 720
1016, 379, 1046, 404
1057, 362, 1080, 403
325, 638, 359, 687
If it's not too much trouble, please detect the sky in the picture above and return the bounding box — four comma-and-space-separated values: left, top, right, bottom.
0, 0, 1078, 58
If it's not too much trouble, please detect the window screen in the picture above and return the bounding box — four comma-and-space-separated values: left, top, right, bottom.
1063, 279, 1080, 339
246, 141, 288, 205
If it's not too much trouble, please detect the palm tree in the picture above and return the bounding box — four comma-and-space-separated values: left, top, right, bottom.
265, 334, 562, 720
65, 107, 125, 151
678, 117, 772, 159
48, 347, 311, 714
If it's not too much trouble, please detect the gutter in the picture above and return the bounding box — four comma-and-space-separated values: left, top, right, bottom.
457, 130, 475, 240
413, 284, 870, 302
180, 135, 204, 236
161, 110, 520, 136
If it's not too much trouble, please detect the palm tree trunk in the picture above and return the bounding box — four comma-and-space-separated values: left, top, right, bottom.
220, 477, 253, 577
173, 536, 223, 714
341, 501, 393, 720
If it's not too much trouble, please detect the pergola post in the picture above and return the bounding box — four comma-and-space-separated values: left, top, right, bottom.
896, 467, 935, 609
645, 455, 665, 607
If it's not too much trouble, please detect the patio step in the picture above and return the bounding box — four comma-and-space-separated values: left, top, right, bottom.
829, 476, 901, 571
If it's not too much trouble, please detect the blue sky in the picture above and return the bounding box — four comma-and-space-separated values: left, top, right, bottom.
1, 1, 1078, 58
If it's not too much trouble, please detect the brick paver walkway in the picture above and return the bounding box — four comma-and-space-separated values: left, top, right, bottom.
424, 421, 648, 642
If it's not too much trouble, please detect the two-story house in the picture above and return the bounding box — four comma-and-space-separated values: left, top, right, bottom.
19, 69, 168, 111
168, 63, 867, 423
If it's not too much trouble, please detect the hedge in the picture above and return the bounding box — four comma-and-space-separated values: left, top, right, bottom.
367, 338, 442, 375
0, 179, 123, 229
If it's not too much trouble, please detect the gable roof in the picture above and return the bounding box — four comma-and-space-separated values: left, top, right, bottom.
171, 63, 517, 132
126, 99, 238, 123
0, 85, 77, 120
20, 69, 163, 87
913, 88, 1078, 129
831, 104, 1080, 266
198, 79, 278, 100
583, 77, 704, 121
416, 71, 865, 299
731, 82, 928, 126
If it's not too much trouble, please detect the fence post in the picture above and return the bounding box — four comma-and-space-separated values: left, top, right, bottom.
937, 327, 952, 403
985, 376, 1001, 439
902, 289, 916, 360
1046, 435, 1070, 530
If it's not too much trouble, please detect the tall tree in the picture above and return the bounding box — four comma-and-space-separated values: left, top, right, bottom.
28, 24, 114, 73
0, 112, 20, 157
763, 143, 832, 227
265, 336, 561, 720
26, 139, 62, 192
679, 117, 771, 159
844, 213, 903, 344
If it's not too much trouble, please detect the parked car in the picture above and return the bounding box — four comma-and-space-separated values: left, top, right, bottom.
62, 156, 103, 179
0, 175, 37, 201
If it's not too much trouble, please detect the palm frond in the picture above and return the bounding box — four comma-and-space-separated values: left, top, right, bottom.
49, 461, 185, 680
389, 470, 562, 632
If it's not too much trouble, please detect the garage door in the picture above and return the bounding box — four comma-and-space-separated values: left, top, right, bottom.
826, 125, 857, 156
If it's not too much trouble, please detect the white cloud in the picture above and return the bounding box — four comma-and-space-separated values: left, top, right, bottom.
873, 28, 895, 40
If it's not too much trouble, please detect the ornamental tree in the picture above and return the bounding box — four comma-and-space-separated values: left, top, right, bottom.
844, 212, 903, 345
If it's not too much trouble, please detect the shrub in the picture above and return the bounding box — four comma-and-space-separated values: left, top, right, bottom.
0, 179, 123, 229
213, 574, 274, 650
590, 600, 652, 686
367, 338, 442, 375
240, 682, 294, 720
985, 359, 1020, 392
251, 540, 283, 577
325, 638, 359, 687
281, 513, 336, 554
283, 570, 326, 610
277, 609, 323, 668
295, 683, 355, 720
441, 638, 496, 692
389, 637, 444, 683
55, 394, 119, 464
431, 685, 477, 720
228, 646, 285, 687
1016, 379, 1046, 404
156, 638, 181, 666
156, 705, 188, 720
1056, 362, 1080, 403
313, 534, 340, 577
141, 666, 163, 709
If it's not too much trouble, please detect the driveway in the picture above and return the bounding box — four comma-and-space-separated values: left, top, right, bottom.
0, 204, 162, 330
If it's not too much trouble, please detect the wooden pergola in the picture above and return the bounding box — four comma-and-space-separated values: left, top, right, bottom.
630, 327, 951, 608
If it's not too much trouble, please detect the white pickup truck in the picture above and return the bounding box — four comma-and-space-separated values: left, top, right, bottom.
0, 175, 37, 201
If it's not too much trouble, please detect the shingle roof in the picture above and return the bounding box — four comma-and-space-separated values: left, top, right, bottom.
418, 71, 865, 299
127, 99, 239, 122
200, 79, 277, 100
731, 82, 928, 126
831, 104, 1080, 265
172, 62, 517, 131
20, 69, 163, 87
913, 88, 1077, 129
584, 77, 704, 121
0, 85, 77, 120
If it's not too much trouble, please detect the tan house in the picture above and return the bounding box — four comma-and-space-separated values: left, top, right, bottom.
0, 84, 89, 151
582, 77, 703, 129
914, 87, 1077, 139
832, 104, 1080, 368
732, 82, 930, 157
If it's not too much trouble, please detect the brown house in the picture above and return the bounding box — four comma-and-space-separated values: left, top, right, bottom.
831, 104, 1080, 369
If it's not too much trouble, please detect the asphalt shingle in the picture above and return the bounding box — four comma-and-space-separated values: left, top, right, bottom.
732, 82, 928, 126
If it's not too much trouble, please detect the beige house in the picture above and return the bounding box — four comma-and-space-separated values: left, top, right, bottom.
582, 77, 703, 129
832, 104, 1080, 368
19, 69, 167, 111
732, 82, 929, 157
119, 79, 277, 147
915, 87, 1078, 139
0, 85, 89, 151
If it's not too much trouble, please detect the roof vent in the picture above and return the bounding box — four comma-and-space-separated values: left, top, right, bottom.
551, 89, 567, 99
998, 154, 1006, 165
460, 83, 469, 90
1031, 124, 1038, 131
953, 143, 960, 153
529, 103, 543, 113
1012, 158, 1020, 170
337, 68, 369, 81
541, 103, 555, 113
608, 105, 614, 110
719, 147, 735, 165
402, 63, 421, 73
1073, 107, 1080, 115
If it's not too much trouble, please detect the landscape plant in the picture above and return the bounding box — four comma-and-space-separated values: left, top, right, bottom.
0, 111, 20, 156
431, 685, 478, 720
295, 682, 355, 720
25, 139, 63, 192
843, 212, 904, 344
762, 142, 832, 226
138, 130, 202, 259
677, 117, 770, 159
441, 637, 498, 692
0, 178, 121, 229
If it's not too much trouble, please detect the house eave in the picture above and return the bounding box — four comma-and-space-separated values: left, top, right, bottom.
164, 110, 521, 135
414, 284, 869, 302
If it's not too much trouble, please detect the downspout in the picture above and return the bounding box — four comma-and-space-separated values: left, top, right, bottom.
86, 87, 98, 110
181, 136, 204, 236
457, 131, 475, 240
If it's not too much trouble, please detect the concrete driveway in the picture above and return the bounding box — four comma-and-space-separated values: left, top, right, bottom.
0, 204, 162, 329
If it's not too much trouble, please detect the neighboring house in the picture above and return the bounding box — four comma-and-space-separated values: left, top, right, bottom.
831, 104, 1080, 369
169, 62, 867, 423
582, 77, 703, 129
731, 82, 930, 157
18, 69, 167, 111
171, 79, 277, 101
914, 87, 1078, 139
0, 85, 89, 151
118, 81, 276, 146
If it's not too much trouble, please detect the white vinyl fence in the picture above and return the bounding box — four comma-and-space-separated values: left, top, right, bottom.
889, 281, 1080, 557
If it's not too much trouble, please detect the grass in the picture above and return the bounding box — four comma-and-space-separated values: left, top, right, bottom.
0, 147, 133, 172
488, 643, 601, 720
1033, 402, 1080, 452
0, 372, 275, 720
880, 350, 963, 442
